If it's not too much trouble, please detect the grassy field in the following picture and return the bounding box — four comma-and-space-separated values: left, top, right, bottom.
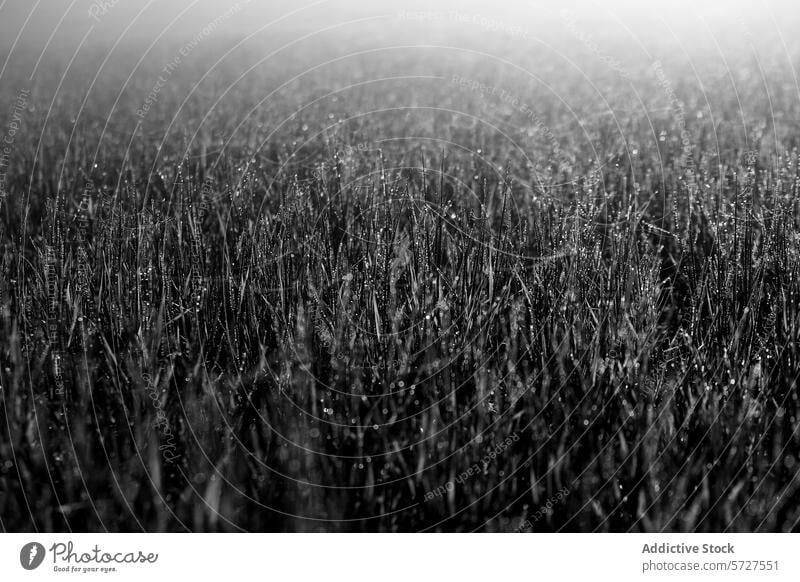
1, 34, 799, 532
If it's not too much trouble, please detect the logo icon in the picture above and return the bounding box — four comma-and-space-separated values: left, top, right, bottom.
20, 542, 46, 570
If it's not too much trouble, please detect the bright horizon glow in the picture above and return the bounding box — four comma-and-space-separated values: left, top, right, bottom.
0, 0, 796, 54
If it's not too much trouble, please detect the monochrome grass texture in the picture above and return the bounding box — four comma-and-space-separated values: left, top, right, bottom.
0, 28, 799, 533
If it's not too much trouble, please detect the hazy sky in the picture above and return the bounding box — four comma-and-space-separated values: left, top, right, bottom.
1, 0, 797, 55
